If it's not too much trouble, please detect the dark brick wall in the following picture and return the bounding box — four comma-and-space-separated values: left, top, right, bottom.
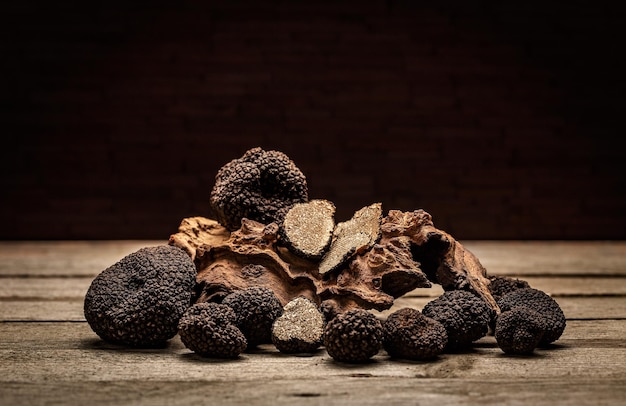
2, 0, 624, 240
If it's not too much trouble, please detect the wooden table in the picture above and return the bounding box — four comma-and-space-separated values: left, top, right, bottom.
1, 241, 625, 405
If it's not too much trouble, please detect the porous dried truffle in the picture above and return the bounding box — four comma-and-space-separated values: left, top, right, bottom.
178, 302, 247, 358
323, 309, 384, 362
209, 147, 308, 231
272, 296, 325, 354
280, 199, 336, 260
383, 307, 448, 360
84, 245, 196, 347
497, 288, 566, 346
494, 307, 545, 355
222, 286, 284, 348
488, 275, 531, 301
318, 203, 382, 275
422, 290, 494, 351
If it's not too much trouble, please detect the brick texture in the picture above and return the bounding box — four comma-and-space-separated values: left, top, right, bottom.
1, 0, 624, 240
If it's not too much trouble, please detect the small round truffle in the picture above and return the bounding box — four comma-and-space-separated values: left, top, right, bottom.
223, 286, 284, 348
272, 297, 325, 354
422, 290, 494, 351
488, 275, 531, 301
383, 308, 448, 360
323, 309, 384, 363
494, 307, 545, 355
84, 245, 196, 347
178, 302, 247, 358
497, 288, 566, 346
209, 147, 309, 231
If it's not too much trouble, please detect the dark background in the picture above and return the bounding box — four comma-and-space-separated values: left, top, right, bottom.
2, 0, 624, 240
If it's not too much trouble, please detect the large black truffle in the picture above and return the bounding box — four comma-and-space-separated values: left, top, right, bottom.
488, 275, 531, 301
209, 147, 309, 231
222, 286, 284, 348
383, 307, 448, 360
422, 290, 494, 351
497, 288, 566, 346
178, 302, 247, 358
323, 309, 384, 363
84, 245, 196, 347
494, 306, 545, 355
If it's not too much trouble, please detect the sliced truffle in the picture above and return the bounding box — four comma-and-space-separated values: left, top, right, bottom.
422, 290, 494, 351
318, 203, 382, 275
209, 147, 308, 231
494, 307, 545, 355
84, 245, 196, 347
178, 303, 247, 358
323, 309, 384, 363
497, 288, 566, 346
222, 286, 284, 348
488, 275, 531, 301
272, 296, 325, 354
383, 307, 448, 360
280, 199, 336, 260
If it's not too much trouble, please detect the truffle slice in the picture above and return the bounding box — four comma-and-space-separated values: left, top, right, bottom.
272, 297, 325, 354
280, 199, 336, 260
383, 308, 448, 360
323, 309, 384, 363
318, 203, 383, 275
223, 286, 284, 348
178, 303, 247, 358
494, 307, 545, 355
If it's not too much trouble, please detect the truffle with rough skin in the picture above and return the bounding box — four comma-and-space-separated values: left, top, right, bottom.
178, 302, 247, 358
383, 307, 448, 360
422, 290, 494, 351
222, 286, 284, 348
280, 199, 336, 260
84, 245, 196, 347
323, 309, 384, 362
272, 296, 325, 354
488, 275, 531, 301
494, 307, 545, 355
497, 288, 566, 346
209, 147, 308, 231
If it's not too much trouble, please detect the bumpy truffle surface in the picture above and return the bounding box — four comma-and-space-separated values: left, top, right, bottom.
178, 303, 247, 358
383, 308, 448, 360
323, 309, 384, 362
422, 290, 493, 350
280, 199, 336, 260
222, 286, 284, 348
209, 147, 308, 231
84, 245, 196, 347
272, 297, 325, 354
494, 307, 545, 355
488, 275, 531, 301
497, 288, 566, 346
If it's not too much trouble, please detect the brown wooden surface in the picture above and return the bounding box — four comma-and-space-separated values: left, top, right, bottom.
1, 241, 625, 405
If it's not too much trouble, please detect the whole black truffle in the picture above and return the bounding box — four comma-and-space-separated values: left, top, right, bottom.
383, 308, 448, 360
488, 275, 531, 301
222, 286, 284, 348
209, 147, 308, 231
178, 302, 247, 358
271, 296, 325, 354
497, 288, 566, 346
494, 307, 545, 355
84, 245, 196, 347
323, 309, 384, 363
422, 290, 494, 351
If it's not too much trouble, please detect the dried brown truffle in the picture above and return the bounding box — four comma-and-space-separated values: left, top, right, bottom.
280, 199, 336, 260
271, 296, 325, 354
318, 203, 382, 275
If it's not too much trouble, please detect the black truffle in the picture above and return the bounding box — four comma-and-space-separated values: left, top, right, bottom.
497, 288, 566, 346
222, 286, 284, 348
84, 245, 196, 347
488, 275, 531, 301
209, 147, 308, 231
280, 199, 336, 260
422, 290, 494, 351
494, 307, 545, 355
323, 309, 384, 363
271, 297, 325, 354
383, 307, 448, 360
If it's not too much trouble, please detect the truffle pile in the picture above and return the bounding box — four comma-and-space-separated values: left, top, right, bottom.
83, 147, 567, 363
